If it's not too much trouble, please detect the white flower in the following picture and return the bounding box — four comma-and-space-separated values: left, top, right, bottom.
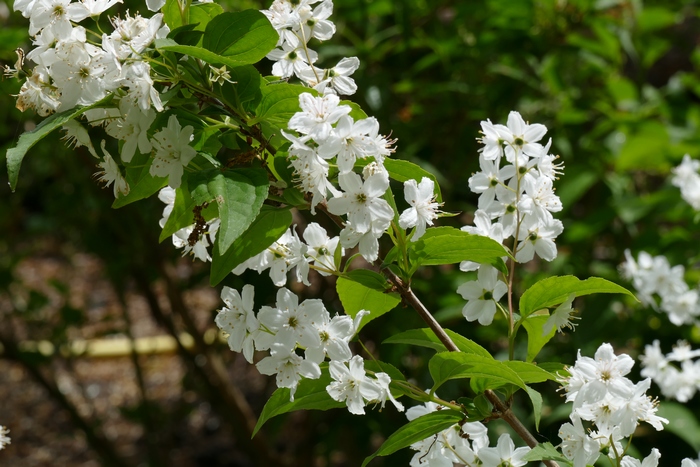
256, 343, 321, 401
339, 217, 389, 262
326, 356, 382, 415
95, 140, 129, 197
620, 448, 660, 467
316, 115, 379, 173
477, 433, 530, 467
288, 92, 350, 142
149, 115, 197, 188
514, 215, 564, 263
468, 156, 516, 210
542, 293, 578, 335
303, 222, 341, 274
457, 266, 507, 326
62, 119, 98, 158
215, 285, 258, 363
501, 110, 548, 165
327, 171, 393, 234
558, 416, 601, 467
105, 98, 156, 163
267, 41, 318, 79
399, 177, 440, 241
304, 312, 354, 364
257, 287, 327, 352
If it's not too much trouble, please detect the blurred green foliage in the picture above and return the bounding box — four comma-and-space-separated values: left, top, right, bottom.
3, 0, 700, 465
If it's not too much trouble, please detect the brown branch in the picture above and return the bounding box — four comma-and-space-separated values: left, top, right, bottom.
382, 269, 559, 467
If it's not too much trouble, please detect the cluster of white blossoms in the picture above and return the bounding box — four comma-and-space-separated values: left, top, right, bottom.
458, 111, 564, 326
11, 0, 204, 195
214, 285, 404, 414
620, 250, 700, 326
671, 154, 700, 211
232, 221, 340, 285
640, 340, 700, 403
557, 343, 668, 467
262, 0, 359, 96
0, 426, 9, 451
406, 398, 530, 467
12, 0, 166, 115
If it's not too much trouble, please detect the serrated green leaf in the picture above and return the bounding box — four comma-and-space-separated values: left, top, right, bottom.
519, 275, 637, 318
361, 410, 464, 467
189, 168, 268, 254
382, 328, 492, 358
252, 368, 342, 437
429, 353, 525, 391
7, 95, 113, 191
203, 10, 277, 65
383, 158, 443, 203
521, 315, 556, 363
521, 442, 569, 463
408, 227, 508, 270
336, 276, 400, 332
210, 205, 292, 286
220, 65, 263, 109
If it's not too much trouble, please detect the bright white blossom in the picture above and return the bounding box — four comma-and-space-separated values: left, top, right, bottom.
399, 177, 440, 241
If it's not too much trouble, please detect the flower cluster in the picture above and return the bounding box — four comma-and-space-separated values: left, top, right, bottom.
214, 285, 403, 414
620, 250, 699, 326
458, 111, 564, 326
557, 343, 667, 467
405, 398, 529, 467
671, 154, 700, 210
11, 0, 208, 195
640, 340, 700, 403
262, 0, 359, 96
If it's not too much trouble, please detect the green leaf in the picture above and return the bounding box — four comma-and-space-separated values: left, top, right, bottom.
202, 10, 277, 65
361, 410, 464, 467
364, 360, 406, 383
657, 401, 700, 451
408, 227, 508, 271
518, 275, 637, 318
343, 270, 391, 291
155, 38, 253, 69
252, 368, 343, 437
210, 205, 292, 286
502, 361, 557, 384
429, 353, 525, 391
383, 159, 443, 203
189, 168, 269, 254
7, 95, 113, 191
163, 0, 189, 30
521, 315, 556, 363
220, 65, 263, 108
382, 328, 492, 358
159, 181, 196, 242
253, 83, 313, 128
190, 2, 223, 32
523, 386, 543, 430
521, 442, 569, 463
336, 276, 400, 331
